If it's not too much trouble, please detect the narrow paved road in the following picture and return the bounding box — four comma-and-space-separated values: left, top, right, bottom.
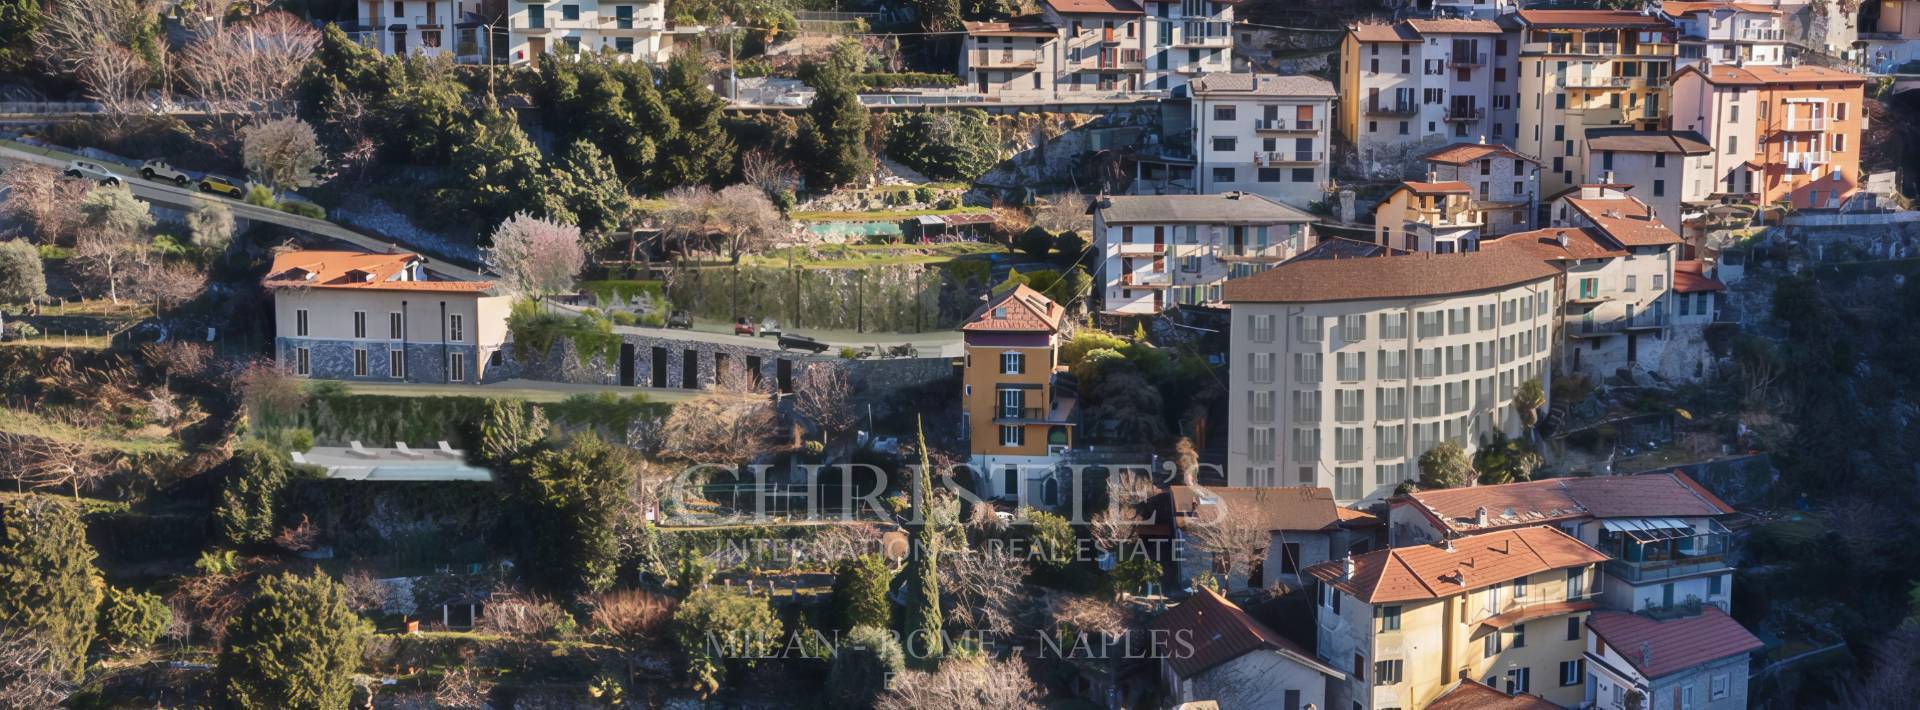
0, 142, 485, 281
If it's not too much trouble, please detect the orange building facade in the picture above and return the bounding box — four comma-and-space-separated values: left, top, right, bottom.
961, 285, 1078, 504
1670, 63, 1868, 209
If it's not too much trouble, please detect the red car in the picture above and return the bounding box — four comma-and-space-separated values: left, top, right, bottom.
733, 317, 756, 336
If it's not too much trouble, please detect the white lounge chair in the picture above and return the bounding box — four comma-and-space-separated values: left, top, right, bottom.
436, 441, 461, 458
393, 442, 426, 459
348, 441, 375, 458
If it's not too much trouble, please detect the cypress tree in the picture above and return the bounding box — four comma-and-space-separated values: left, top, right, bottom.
803, 64, 873, 188
218, 573, 371, 709
900, 416, 943, 663
657, 55, 738, 189
0, 495, 102, 680
216, 444, 293, 546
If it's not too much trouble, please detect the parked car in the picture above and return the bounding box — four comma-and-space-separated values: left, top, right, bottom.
733, 317, 756, 336
758, 318, 782, 338
139, 160, 190, 186
665, 310, 693, 329
63, 161, 120, 186
198, 175, 245, 197
778, 333, 831, 354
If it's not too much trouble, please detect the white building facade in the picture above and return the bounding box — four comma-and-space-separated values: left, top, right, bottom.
1171, 73, 1337, 208
1224, 251, 1559, 504
1094, 192, 1315, 315
507, 1, 671, 64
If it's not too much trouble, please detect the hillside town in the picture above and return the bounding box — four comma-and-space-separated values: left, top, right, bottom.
1, 0, 1919, 708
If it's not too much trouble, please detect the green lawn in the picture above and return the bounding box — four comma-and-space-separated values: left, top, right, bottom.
745, 241, 1003, 268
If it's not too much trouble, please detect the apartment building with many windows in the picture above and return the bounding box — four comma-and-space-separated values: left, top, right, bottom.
1339, 19, 1519, 176
960, 285, 1077, 506
1493, 184, 1687, 381
1223, 250, 1559, 504
959, 18, 1060, 97
1514, 10, 1679, 196
1861, 0, 1920, 69
264, 251, 511, 385
1669, 63, 1868, 209
1143, 0, 1236, 92
1421, 141, 1544, 236
1372, 180, 1485, 254
1581, 129, 1717, 242
1142, 73, 1335, 206
1039, 0, 1151, 94
1094, 191, 1315, 315
507, 1, 671, 64
1305, 526, 1611, 709
1660, 1, 1792, 69
341, 1, 490, 61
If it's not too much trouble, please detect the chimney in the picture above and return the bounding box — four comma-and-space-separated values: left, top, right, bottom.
1555, 231, 1569, 248
1475, 507, 1489, 526
1426, 170, 1439, 183
1640, 641, 1653, 668
1603, 170, 1615, 185
1342, 555, 1355, 579
1339, 189, 1357, 224
1227, 191, 1242, 200
1442, 537, 1455, 552
1478, 135, 1487, 145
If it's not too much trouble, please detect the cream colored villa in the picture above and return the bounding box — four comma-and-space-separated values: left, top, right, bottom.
1223, 249, 1559, 504
264, 250, 511, 385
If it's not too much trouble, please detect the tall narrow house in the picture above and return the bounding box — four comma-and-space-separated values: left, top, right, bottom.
962, 285, 1077, 506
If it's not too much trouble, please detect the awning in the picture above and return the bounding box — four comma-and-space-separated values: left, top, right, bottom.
1603, 518, 1694, 542
915, 215, 945, 226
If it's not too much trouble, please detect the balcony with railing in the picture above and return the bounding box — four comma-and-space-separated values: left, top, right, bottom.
1071, 48, 1145, 72
1599, 519, 1732, 584
971, 50, 1041, 69
1115, 241, 1167, 254
1365, 101, 1419, 116
1567, 309, 1668, 337
1121, 271, 1171, 288
1257, 150, 1324, 165
1779, 115, 1829, 132
1449, 52, 1487, 69
994, 400, 1079, 425
1737, 27, 1784, 41
1177, 20, 1232, 47
1254, 118, 1318, 133
1443, 106, 1483, 122
1786, 151, 1830, 171
1621, 106, 1662, 123
1565, 73, 1634, 89
1538, 41, 1676, 57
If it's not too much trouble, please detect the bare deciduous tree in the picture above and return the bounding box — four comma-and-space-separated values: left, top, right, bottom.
483, 213, 586, 300
938, 548, 1028, 637
240, 117, 322, 194
0, 163, 94, 245
35, 0, 157, 74
715, 184, 783, 264
792, 364, 853, 444
0, 629, 71, 708
876, 657, 1045, 710
1033, 192, 1091, 234
1184, 497, 1270, 588
658, 390, 776, 463
740, 149, 799, 197
130, 260, 208, 313
432, 665, 492, 709
0, 432, 107, 497
73, 184, 153, 304
178, 11, 318, 128
77, 42, 150, 128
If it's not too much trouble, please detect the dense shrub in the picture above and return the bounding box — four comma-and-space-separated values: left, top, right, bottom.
218, 573, 371, 709
0, 496, 103, 679
832, 553, 893, 631
828, 625, 905, 708
852, 72, 965, 90
276, 201, 327, 219
586, 589, 675, 643
506, 300, 620, 367
673, 587, 783, 695
217, 444, 299, 546
99, 586, 172, 651
884, 109, 1000, 183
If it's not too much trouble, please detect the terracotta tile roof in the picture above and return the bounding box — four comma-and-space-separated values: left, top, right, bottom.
1565, 197, 1683, 247
1222, 249, 1559, 304
1403, 472, 1736, 535
1045, 0, 1143, 14
1304, 527, 1608, 603
1188, 72, 1337, 98
1350, 21, 1421, 43
1428, 679, 1561, 710
1152, 587, 1341, 679
1097, 192, 1315, 225
1674, 261, 1726, 293
1168, 485, 1342, 533
1661, 1, 1781, 15
1585, 129, 1714, 155
1586, 607, 1763, 679
1483, 228, 1630, 261
262, 251, 495, 293
1407, 18, 1506, 34
1676, 63, 1869, 87
1423, 142, 1538, 166
962, 284, 1066, 332
1516, 9, 1674, 28
963, 18, 1058, 37
1477, 600, 1599, 635
1402, 180, 1473, 195
1335, 506, 1382, 526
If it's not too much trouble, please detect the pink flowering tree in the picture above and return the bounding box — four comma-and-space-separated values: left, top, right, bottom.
484, 213, 587, 300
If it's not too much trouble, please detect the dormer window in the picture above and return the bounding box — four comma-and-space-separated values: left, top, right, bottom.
993, 307, 1007, 319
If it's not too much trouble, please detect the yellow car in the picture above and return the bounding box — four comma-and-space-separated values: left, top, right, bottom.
198, 175, 245, 197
